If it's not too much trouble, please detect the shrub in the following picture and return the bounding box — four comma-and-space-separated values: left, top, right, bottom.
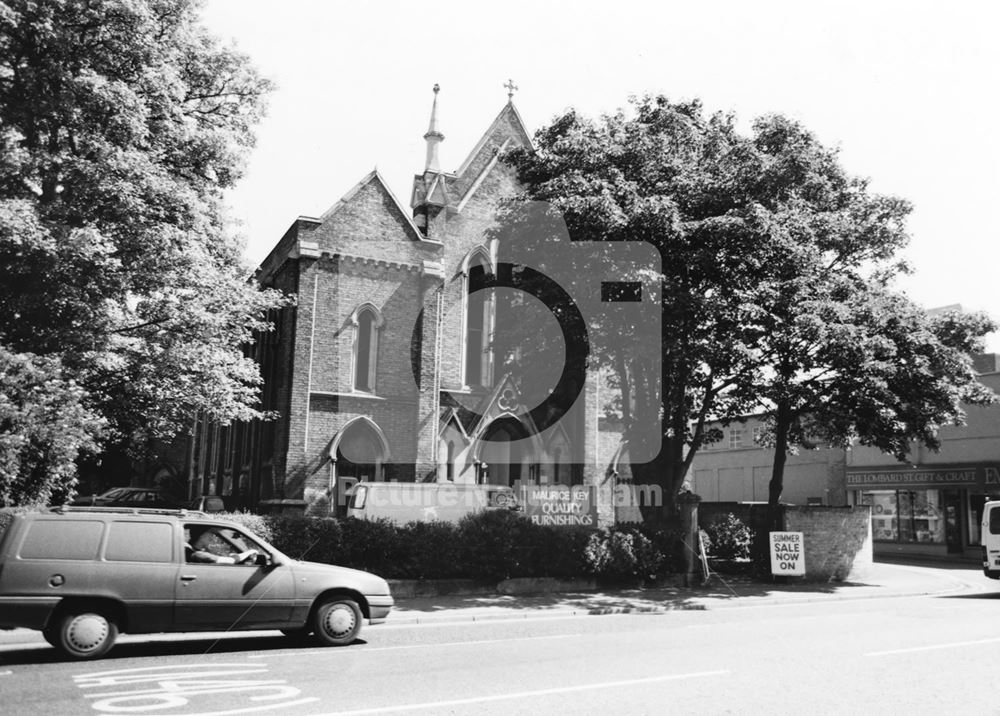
635, 525, 685, 576
338, 517, 406, 576
705, 513, 754, 561
264, 515, 342, 563
583, 527, 664, 584
252, 511, 691, 584
456, 509, 534, 582
524, 526, 593, 579
220, 511, 273, 542
395, 521, 463, 580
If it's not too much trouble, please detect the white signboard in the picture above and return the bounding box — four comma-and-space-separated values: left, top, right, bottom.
769, 531, 805, 576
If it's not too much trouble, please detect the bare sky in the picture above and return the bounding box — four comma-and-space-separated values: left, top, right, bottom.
201, 0, 1000, 349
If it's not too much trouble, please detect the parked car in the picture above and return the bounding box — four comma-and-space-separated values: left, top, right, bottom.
188, 495, 228, 513
69, 487, 186, 509
0, 507, 393, 659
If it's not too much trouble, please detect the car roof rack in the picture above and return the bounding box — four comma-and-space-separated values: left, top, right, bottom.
50, 505, 209, 517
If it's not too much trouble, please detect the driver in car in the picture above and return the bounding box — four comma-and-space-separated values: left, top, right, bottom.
185, 526, 258, 565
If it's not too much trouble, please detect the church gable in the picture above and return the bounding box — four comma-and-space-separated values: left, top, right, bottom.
451, 103, 533, 206
310, 170, 436, 262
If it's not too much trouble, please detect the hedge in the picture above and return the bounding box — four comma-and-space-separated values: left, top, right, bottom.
227, 511, 686, 585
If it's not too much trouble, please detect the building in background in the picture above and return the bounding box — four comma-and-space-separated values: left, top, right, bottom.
846, 357, 1000, 560
691, 353, 1000, 560
185, 87, 625, 521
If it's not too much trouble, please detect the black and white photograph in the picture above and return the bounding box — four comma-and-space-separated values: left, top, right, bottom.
2, 1, 1000, 713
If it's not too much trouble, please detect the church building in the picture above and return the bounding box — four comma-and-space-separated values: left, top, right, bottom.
187, 86, 630, 523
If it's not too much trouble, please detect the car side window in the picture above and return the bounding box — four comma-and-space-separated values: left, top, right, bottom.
105, 521, 173, 562
20, 520, 103, 560
185, 525, 262, 565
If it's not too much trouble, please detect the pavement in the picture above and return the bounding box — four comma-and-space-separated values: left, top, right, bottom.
385, 560, 992, 625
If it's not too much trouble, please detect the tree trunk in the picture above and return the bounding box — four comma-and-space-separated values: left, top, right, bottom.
767, 400, 793, 538
768, 401, 792, 508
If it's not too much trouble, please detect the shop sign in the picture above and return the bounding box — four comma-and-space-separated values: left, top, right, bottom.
769, 531, 805, 576
520, 485, 597, 528
846, 468, 982, 489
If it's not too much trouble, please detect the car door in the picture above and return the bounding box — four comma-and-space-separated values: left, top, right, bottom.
173, 524, 295, 629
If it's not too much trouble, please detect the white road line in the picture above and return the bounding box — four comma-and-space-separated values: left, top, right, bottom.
0, 670, 11, 676
248, 633, 583, 659
866, 636, 1000, 657
309, 670, 729, 715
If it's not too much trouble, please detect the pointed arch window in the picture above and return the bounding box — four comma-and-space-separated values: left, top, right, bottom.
463, 249, 494, 389
350, 304, 383, 393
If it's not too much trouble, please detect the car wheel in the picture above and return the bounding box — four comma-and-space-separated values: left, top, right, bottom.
311, 598, 361, 647
56, 609, 118, 659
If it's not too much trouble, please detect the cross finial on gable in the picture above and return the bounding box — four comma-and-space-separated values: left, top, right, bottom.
503, 78, 518, 101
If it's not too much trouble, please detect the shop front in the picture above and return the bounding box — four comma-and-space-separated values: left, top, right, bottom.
846, 464, 1000, 560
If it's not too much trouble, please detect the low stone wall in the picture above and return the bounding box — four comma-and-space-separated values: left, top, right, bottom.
783, 505, 872, 582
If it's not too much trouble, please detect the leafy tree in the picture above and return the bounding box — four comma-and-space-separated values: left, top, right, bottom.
754, 277, 995, 507
0, 346, 103, 505
498, 95, 990, 516
725, 116, 996, 506
0, 0, 287, 504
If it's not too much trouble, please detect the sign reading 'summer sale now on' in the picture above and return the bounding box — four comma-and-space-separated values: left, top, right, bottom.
769, 531, 805, 576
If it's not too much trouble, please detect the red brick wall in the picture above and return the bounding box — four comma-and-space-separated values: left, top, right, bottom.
783, 506, 873, 581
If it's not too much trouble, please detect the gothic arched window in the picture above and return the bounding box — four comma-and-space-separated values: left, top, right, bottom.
351, 304, 383, 393
463, 249, 493, 389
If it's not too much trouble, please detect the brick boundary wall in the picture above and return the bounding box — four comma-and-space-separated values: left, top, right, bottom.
782, 505, 873, 582
699, 502, 873, 582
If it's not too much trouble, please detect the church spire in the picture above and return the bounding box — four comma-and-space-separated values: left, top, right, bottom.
423, 83, 444, 172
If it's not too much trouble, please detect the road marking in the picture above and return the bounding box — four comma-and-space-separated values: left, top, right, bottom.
248, 633, 584, 659
74, 662, 318, 714
309, 670, 728, 715
0, 670, 11, 676
866, 636, 1000, 657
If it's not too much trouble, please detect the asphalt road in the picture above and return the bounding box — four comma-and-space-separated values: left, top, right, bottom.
2, 565, 999, 715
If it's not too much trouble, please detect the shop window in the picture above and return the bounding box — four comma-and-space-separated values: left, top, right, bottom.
864, 490, 945, 544
969, 494, 987, 546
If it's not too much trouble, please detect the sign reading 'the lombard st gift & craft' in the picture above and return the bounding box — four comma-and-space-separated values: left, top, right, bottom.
769, 531, 805, 576
520, 485, 597, 528
846, 464, 1000, 490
